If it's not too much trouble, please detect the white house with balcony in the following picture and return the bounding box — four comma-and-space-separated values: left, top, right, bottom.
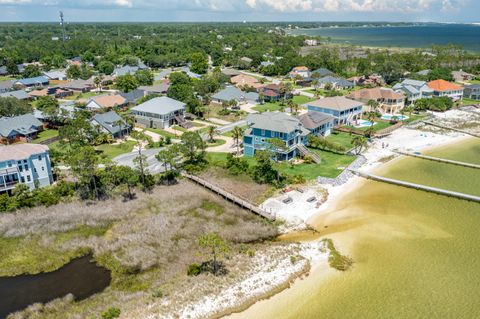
0, 144, 53, 193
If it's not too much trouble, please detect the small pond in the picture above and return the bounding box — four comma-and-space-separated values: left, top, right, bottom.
0, 255, 111, 318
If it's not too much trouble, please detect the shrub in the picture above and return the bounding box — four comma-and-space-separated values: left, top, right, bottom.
187, 263, 202, 276
152, 288, 164, 298
290, 256, 297, 264
101, 307, 121, 319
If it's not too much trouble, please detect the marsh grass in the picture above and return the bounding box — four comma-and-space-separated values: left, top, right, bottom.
2, 181, 282, 318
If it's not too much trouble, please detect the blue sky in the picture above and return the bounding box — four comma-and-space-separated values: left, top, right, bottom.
0, 0, 477, 23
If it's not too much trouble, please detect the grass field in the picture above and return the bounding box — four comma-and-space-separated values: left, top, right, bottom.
146, 128, 177, 139
31, 129, 59, 144
325, 131, 355, 150
275, 149, 357, 179
252, 95, 316, 112
207, 149, 355, 180
96, 141, 136, 159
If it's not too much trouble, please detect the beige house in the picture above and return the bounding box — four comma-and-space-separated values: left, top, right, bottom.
348, 88, 405, 114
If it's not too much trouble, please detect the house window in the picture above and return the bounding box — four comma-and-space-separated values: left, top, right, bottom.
42, 167, 45, 171
24, 165, 29, 171
34, 168, 37, 173
261, 129, 265, 136
19, 166, 23, 172
38, 155, 42, 161
27, 176, 31, 182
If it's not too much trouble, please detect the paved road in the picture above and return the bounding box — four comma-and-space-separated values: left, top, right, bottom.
113, 148, 167, 174
216, 120, 248, 134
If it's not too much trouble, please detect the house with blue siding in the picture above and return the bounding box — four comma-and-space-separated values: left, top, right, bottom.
304, 96, 364, 125
297, 112, 334, 137
243, 112, 310, 161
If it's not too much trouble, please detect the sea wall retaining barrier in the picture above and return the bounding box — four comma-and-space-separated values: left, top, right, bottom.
317, 155, 367, 186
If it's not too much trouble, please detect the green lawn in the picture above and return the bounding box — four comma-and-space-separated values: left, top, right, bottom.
326, 132, 354, 150
146, 128, 177, 139
32, 129, 59, 144
344, 121, 393, 132
275, 149, 357, 179
96, 141, 136, 159
461, 98, 480, 105
206, 138, 227, 147
206, 149, 355, 180
0, 75, 14, 81
252, 95, 315, 112
171, 125, 188, 132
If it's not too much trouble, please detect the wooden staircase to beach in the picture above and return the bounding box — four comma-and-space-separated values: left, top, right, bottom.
175, 115, 193, 129
297, 144, 321, 164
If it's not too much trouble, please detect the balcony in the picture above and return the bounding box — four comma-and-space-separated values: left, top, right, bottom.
0, 180, 19, 191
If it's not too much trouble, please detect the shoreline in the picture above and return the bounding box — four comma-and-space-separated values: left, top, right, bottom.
216, 111, 478, 319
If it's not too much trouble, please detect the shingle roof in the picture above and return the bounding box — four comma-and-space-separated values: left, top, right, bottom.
131, 96, 186, 115
427, 79, 462, 92
61, 79, 93, 90
306, 96, 364, 111
88, 94, 127, 109
0, 143, 49, 162
212, 86, 259, 102
15, 76, 49, 86
139, 83, 170, 94
113, 65, 139, 76
297, 112, 334, 130
0, 80, 13, 91
120, 89, 145, 103
247, 112, 304, 134
0, 90, 30, 100
348, 87, 404, 101
317, 76, 354, 87
401, 79, 427, 87
0, 114, 43, 137
91, 111, 127, 135
312, 68, 333, 77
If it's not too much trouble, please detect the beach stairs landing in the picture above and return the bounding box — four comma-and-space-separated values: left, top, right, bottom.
297, 144, 321, 164
175, 115, 193, 129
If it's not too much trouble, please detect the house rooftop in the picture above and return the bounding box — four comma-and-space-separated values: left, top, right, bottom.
305, 96, 364, 111
131, 96, 186, 115
15, 76, 49, 86
427, 79, 462, 92
297, 112, 334, 130
91, 111, 127, 135
89, 94, 127, 109
212, 86, 259, 102
0, 114, 43, 138
348, 87, 404, 101
0, 143, 49, 162
0, 90, 29, 100
246, 112, 306, 134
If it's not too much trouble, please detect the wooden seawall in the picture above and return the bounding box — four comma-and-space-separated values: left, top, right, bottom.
182, 173, 276, 220
394, 151, 480, 170
350, 170, 480, 203
422, 121, 480, 138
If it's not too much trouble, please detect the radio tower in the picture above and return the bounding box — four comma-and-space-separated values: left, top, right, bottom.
59, 11, 67, 42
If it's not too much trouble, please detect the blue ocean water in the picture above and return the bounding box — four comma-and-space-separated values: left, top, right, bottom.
290, 24, 480, 52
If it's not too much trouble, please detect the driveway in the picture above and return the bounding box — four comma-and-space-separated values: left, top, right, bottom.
113, 148, 167, 174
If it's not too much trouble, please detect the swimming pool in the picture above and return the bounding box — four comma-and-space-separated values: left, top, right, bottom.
354, 120, 375, 128
381, 114, 409, 121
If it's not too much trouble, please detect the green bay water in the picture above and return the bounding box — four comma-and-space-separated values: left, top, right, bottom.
229, 139, 480, 319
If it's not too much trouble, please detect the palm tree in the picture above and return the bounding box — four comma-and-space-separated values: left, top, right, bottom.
231, 126, 245, 155
207, 126, 217, 143
351, 135, 368, 155
367, 99, 380, 114
93, 75, 103, 92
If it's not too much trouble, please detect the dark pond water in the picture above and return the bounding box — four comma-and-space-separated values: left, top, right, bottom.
0, 255, 111, 318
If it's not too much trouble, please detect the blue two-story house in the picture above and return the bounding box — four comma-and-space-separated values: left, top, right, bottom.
243, 112, 310, 161
304, 96, 363, 126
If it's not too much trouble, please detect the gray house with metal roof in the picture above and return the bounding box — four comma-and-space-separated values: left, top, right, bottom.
131, 96, 186, 129
90, 111, 129, 138
393, 79, 433, 104
0, 114, 44, 144
243, 112, 310, 161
